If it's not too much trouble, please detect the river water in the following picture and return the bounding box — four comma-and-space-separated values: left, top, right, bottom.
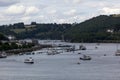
0, 41, 120, 80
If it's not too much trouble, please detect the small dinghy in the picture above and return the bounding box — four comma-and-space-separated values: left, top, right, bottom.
24, 57, 34, 64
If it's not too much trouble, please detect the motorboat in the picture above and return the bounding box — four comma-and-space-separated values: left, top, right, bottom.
79, 45, 86, 50
115, 49, 120, 56
19, 52, 24, 55
0, 52, 7, 58
24, 57, 34, 64
80, 55, 91, 60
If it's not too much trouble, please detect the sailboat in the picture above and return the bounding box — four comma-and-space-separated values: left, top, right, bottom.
115, 50, 120, 56
115, 44, 120, 56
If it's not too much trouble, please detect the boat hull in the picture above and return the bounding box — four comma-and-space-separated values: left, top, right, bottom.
0, 56, 7, 58
79, 57, 91, 60
24, 61, 34, 64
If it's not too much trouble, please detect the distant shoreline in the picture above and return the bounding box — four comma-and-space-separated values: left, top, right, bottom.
5, 44, 52, 56
70, 40, 120, 43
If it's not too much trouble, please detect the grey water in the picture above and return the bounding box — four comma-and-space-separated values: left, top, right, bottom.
0, 42, 120, 80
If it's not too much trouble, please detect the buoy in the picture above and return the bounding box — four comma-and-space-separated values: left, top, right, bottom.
78, 53, 81, 54
77, 62, 80, 64
104, 54, 106, 56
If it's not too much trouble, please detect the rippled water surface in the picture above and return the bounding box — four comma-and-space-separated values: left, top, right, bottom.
0, 42, 120, 80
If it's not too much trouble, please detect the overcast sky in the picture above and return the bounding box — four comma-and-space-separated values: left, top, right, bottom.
0, 0, 120, 24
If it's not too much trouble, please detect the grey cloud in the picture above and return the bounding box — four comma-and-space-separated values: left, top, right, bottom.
0, 0, 19, 7
0, 0, 120, 24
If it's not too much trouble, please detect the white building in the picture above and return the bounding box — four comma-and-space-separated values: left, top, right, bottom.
7, 35, 15, 40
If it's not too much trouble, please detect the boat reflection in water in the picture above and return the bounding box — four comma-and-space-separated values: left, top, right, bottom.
24, 57, 34, 64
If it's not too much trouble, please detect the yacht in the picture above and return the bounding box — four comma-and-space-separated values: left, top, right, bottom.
0, 52, 7, 58
24, 57, 34, 64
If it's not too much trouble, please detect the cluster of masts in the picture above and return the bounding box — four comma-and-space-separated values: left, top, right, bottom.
1, 43, 119, 65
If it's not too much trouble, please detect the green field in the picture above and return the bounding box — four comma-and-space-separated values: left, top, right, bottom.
11, 29, 26, 33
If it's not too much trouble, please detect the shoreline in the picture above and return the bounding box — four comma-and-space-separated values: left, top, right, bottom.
5, 44, 52, 56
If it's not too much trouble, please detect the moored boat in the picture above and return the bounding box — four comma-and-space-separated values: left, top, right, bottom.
115, 49, 120, 56
80, 55, 91, 60
24, 57, 34, 64
79, 45, 86, 50
0, 52, 7, 58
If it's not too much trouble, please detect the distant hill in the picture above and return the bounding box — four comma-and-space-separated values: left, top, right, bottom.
12, 23, 72, 40
0, 14, 120, 42
71, 15, 120, 32
64, 15, 120, 42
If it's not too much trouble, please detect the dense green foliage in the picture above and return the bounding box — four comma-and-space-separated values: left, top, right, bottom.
0, 42, 34, 51
16, 23, 72, 39
0, 33, 8, 40
64, 15, 120, 42
0, 14, 120, 42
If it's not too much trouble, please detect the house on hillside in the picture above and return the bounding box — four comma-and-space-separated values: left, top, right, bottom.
7, 35, 16, 41
24, 25, 36, 28
107, 29, 114, 33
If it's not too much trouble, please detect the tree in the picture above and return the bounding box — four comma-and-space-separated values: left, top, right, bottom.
31, 22, 37, 25
13, 22, 25, 29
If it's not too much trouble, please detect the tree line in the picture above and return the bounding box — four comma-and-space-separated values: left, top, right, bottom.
0, 14, 120, 42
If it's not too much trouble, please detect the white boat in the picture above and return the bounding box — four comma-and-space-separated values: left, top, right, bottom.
115, 49, 120, 56
24, 57, 34, 64
0, 52, 7, 58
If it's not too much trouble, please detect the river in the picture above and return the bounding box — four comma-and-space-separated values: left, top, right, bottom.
0, 41, 120, 80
